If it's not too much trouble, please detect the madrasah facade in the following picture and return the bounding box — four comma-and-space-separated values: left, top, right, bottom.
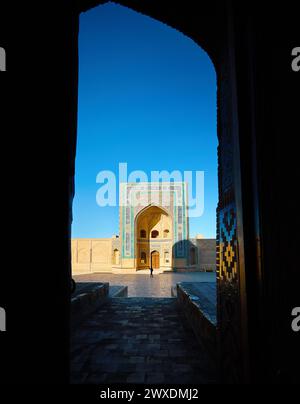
71, 182, 216, 274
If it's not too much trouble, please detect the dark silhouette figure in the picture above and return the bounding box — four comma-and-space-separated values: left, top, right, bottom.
150, 266, 154, 277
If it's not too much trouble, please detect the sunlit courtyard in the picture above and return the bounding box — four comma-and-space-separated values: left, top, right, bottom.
73, 271, 216, 297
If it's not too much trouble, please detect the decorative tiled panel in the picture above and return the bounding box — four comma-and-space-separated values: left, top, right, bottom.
217, 200, 242, 382
216, 43, 244, 381
218, 203, 237, 282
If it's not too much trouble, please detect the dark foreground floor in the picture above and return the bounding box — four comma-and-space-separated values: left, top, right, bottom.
71, 297, 216, 384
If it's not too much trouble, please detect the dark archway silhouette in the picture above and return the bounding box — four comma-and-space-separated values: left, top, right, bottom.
4, 0, 298, 385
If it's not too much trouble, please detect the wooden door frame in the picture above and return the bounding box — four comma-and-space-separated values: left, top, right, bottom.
151, 250, 160, 269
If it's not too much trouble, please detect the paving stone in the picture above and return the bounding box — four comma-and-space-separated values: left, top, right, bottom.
129, 356, 145, 364
146, 372, 165, 383
71, 297, 216, 384
126, 372, 146, 383
74, 272, 216, 298
149, 334, 160, 340
136, 334, 147, 339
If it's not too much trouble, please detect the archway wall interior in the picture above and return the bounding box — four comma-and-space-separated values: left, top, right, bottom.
215, 14, 249, 382
136, 206, 172, 269
137, 206, 172, 240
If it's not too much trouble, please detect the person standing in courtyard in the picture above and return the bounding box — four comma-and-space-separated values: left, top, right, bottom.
150, 265, 153, 278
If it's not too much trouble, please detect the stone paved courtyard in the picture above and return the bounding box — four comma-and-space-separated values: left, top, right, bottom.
73, 272, 216, 297
71, 297, 216, 384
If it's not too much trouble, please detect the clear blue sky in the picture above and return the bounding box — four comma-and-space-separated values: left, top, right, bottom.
72, 2, 217, 239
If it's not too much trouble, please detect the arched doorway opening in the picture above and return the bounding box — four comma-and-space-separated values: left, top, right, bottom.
151, 250, 160, 269
190, 246, 196, 265
135, 204, 172, 270
112, 248, 120, 265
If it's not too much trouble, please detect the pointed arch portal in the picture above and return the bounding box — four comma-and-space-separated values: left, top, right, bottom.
135, 204, 172, 269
